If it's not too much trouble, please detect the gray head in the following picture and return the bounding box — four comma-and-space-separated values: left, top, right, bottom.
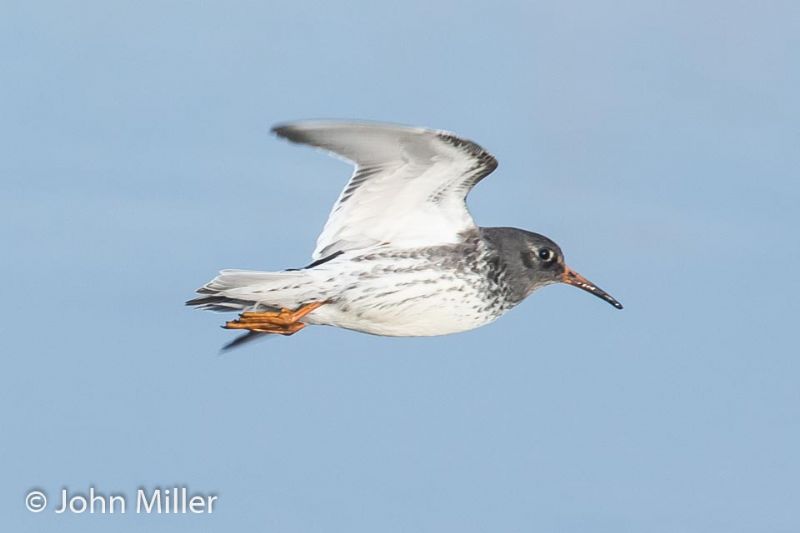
481, 227, 623, 309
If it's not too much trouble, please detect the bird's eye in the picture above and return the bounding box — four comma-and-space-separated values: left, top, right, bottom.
538, 248, 554, 262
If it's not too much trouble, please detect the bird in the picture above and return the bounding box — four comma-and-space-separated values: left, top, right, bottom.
187, 121, 622, 349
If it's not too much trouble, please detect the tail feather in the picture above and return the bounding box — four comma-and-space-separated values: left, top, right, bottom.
185, 295, 259, 312
186, 269, 323, 312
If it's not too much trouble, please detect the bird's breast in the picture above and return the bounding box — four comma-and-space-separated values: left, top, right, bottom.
305, 243, 515, 336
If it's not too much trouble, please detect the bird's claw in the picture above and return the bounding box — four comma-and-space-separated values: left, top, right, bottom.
223, 301, 325, 335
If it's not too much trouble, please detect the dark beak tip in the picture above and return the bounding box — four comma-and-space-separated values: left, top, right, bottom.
562, 267, 622, 310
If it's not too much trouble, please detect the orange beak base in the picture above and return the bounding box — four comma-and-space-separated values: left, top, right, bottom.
562, 267, 623, 309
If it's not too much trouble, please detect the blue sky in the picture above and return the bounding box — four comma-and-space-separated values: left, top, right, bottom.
1, 1, 798, 532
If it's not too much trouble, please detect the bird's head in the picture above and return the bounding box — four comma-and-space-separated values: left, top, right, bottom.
483, 228, 623, 309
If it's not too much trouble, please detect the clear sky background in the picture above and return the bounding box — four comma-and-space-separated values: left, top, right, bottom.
1, 1, 798, 532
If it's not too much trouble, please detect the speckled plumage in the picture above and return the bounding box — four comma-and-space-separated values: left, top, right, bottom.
188, 121, 622, 347
296, 228, 517, 336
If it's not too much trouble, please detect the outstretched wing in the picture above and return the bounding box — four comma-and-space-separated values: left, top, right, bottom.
272, 121, 498, 259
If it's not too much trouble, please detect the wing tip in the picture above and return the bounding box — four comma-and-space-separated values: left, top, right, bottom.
271, 120, 432, 142
272, 121, 346, 145
220, 331, 273, 353
271, 120, 498, 177
271, 123, 304, 143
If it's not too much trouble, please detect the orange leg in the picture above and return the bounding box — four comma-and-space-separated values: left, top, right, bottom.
238, 300, 325, 325
223, 321, 306, 335
224, 301, 325, 335
224, 318, 305, 336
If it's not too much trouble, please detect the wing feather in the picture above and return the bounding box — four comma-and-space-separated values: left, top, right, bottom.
272, 121, 498, 259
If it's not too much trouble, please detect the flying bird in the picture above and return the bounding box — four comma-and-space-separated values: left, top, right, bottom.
188, 121, 622, 349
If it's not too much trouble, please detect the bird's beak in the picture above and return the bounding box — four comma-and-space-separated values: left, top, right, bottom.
562, 267, 623, 309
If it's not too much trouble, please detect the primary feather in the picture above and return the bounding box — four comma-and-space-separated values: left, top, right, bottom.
272, 121, 498, 259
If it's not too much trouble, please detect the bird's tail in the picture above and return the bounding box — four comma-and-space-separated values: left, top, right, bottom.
186, 269, 323, 312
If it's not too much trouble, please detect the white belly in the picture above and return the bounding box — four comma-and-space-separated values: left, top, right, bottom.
279, 245, 511, 337
304, 279, 501, 337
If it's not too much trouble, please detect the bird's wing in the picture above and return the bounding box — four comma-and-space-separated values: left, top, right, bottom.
272, 121, 498, 259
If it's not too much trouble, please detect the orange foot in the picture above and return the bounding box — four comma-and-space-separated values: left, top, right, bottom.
223, 301, 325, 336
